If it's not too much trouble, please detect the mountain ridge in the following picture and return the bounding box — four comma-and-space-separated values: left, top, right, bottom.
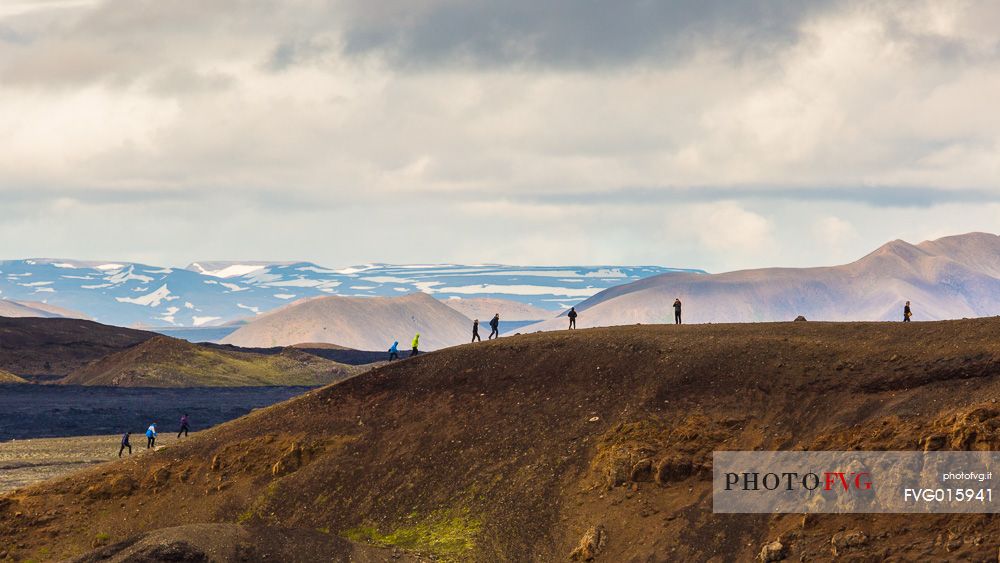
0, 261, 681, 328
523, 232, 1000, 329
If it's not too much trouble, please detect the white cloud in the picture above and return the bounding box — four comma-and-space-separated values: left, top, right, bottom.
0, 1, 998, 270
690, 202, 773, 254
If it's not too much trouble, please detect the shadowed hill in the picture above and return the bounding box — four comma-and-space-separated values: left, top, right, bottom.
524, 232, 1000, 330
3, 320, 1000, 560
59, 335, 363, 387
205, 342, 389, 366
0, 317, 155, 378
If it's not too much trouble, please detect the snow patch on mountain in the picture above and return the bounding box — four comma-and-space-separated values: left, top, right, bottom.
193, 316, 222, 326
115, 284, 176, 307
189, 263, 267, 278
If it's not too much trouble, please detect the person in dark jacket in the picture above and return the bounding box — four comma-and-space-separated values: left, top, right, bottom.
568, 307, 578, 329
673, 298, 682, 324
903, 301, 912, 322
472, 319, 481, 342
177, 414, 190, 438
119, 432, 132, 457
488, 314, 500, 340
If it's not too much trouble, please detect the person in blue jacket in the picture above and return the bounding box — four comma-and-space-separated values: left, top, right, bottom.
146, 423, 157, 449
388, 341, 399, 361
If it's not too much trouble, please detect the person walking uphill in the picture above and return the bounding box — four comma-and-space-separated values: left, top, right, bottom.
145, 423, 157, 449
568, 307, 578, 329
472, 319, 481, 342
388, 340, 399, 361
177, 414, 190, 438
903, 301, 912, 322
488, 313, 500, 340
673, 298, 683, 325
119, 432, 132, 457
410, 333, 420, 357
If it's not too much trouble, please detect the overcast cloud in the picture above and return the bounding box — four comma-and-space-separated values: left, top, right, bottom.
2, 0, 1000, 272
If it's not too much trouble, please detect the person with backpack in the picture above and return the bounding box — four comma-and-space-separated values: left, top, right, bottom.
568, 307, 578, 329
177, 414, 190, 438
119, 432, 132, 457
145, 423, 157, 449
472, 319, 481, 342
903, 301, 912, 322
410, 333, 420, 357
488, 314, 500, 339
388, 340, 399, 360
673, 298, 683, 324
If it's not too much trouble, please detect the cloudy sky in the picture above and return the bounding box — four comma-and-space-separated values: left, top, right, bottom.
2, 0, 999, 272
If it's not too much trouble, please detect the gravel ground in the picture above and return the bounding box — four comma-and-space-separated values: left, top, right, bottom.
0, 433, 189, 494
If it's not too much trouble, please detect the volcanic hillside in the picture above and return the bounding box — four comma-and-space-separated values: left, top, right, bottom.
0, 317, 154, 378
222, 292, 472, 350
3, 320, 1000, 561
59, 335, 363, 387
525, 232, 1000, 329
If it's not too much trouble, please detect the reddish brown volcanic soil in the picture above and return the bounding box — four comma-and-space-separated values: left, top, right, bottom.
3, 319, 1000, 561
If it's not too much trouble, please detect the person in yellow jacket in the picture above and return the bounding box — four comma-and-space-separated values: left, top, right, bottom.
410, 333, 420, 357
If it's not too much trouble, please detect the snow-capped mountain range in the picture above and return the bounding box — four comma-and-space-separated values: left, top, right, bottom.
0, 259, 695, 328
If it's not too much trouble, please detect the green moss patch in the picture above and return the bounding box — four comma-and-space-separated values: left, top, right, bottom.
342, 510, 481, 560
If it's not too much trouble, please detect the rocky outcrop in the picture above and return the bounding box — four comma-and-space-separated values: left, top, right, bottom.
569, 525, 607, 561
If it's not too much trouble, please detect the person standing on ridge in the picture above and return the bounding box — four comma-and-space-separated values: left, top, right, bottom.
145, 423, 157, 449
488, 313, 500, 340
673, 298, 683, 325
119, 431, 132, 457
411, 333, 420, 356
472, 319, 481, 342
903, 301, 912, 322
568, 307, 578, 329
177, 414, 190, 438
388, 340, 399, 361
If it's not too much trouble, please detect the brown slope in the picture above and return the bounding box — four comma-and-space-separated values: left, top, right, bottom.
4, 320, 1000, 560
525, 231, 1000, 330
60, 335, 362, 387
221, 292, 473, 350
0, 317, 155, 378
0, 368, 27, 383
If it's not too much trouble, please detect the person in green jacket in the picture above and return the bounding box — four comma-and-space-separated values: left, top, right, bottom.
410, 333, 420, 357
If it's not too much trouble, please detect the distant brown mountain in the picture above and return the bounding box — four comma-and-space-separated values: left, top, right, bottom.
523, 232, 1000, 330
60, 335, 360, 387
0, 299, 87, 320
442, 297, 554, 321
221, 292, 473, 350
